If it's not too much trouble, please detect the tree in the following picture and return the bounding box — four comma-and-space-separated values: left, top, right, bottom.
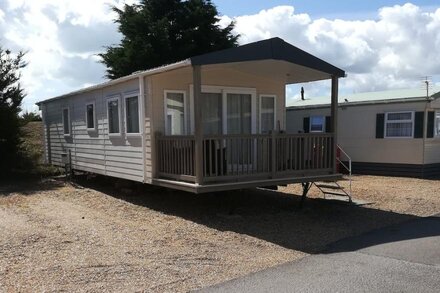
21, 110, 42, 124
0, 47, 27, 174
100, 0, 239, 79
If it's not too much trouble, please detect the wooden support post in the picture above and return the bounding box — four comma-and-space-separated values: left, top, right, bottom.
193, 65, 203, 184
330, 76, 339, 173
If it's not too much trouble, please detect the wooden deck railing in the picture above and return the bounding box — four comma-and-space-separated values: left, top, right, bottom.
156, 133, 334, 183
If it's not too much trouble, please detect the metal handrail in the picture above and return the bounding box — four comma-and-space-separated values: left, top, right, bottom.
337, 144, 352, 197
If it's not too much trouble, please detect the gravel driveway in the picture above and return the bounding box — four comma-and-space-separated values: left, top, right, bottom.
1, 175, 439, 292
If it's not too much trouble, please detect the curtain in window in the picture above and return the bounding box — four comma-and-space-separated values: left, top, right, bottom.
227, 93, 251, 134
260, 96, 274, 133
108, 100, 119, 133
202, 93, 222, 135
126, 96, 139, 133
386, 122, 412, 137
166, 92, 185, 135
385, 112, 413, 137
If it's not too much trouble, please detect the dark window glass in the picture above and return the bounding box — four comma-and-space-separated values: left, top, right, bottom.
86, 104, 94, 129
108, 100, 119, 134
126, 96, 139, 133
63, 108, 70, 135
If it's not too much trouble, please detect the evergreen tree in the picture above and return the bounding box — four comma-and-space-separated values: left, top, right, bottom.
100, 0, 238, 79
0, 47, 27, 174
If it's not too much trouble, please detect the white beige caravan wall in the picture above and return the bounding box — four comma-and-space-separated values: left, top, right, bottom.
148, 65, 286, 135
42, 78, 146, 182
287, 101, 428, 165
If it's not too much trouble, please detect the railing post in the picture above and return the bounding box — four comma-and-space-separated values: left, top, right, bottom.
193, 65, 203, 184
271, 131, 276, 178
155, 131, 162, 176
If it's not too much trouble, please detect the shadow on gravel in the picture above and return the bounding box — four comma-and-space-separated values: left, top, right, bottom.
0, 177, 66, 197
325, 214, 440, 253
71, 175, 430, 254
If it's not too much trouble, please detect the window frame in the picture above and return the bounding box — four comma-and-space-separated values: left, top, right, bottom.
309, 115, 325, 133
164, 90, 187, 135
384, 111, 414, 139
259, 94, 277, 134
85, 101, 96, 131
107, 95, 122, 137
435, 111, 440, 138
123, 92, 141, 136
62, 106, 71, 137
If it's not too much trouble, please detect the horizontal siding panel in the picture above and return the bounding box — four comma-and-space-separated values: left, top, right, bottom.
75, 152, 105, 160
75, 140, 106, 146
74, 161, 106, 171
106, 171, 143, 182
105, 160, 143, 171
106, 166, 144, 177
104, 156, 142, 164
72, 165, 106, 175
104, 150, 143, 158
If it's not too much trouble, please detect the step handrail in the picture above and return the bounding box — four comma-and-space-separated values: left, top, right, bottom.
337, 145, 352, 197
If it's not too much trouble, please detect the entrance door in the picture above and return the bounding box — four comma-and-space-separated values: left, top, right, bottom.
225, 93, 253, 172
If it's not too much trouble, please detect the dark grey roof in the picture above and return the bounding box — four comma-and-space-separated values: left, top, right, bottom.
190, 37, 345, 78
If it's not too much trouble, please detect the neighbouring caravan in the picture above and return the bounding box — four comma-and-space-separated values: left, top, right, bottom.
287, 87, 440, 178
38, 38, 346, 193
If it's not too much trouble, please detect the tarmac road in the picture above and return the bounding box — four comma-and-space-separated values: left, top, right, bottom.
200, 214, 440, 293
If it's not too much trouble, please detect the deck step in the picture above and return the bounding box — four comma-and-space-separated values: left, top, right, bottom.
315, 184, 344, 190
323, 191, 350, 197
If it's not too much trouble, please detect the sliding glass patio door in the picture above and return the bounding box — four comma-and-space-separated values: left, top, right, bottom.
226, 93, 252, 135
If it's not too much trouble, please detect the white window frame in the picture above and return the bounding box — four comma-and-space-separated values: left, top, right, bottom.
107, 95, 122, 137
85, 101, 96, 131
124, 92, 141, 136
384, 111, 414, 139
259, 94, 277, 133
309, 115, 325, 133
164, 90, 187, 135
435, 111, 440, 138
188, 85, 257, 135
62, 106, 71, 137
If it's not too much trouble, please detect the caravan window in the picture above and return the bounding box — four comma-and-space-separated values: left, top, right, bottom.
165, 91, 186, 135
260, 95, 276, 133
385, 111, 413, 138
125, 95, 140, 134
310, 116, 325, 132
86, 102, 95, 130
107, 97, 121, 135
62, 107, 70, 136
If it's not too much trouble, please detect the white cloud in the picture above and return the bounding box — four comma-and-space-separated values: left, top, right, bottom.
2, 1, 440, 112
0, 0, 133, 112
222, 3, 440, 103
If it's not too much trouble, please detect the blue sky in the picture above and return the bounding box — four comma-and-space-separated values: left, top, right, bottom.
214, 0, 440, 18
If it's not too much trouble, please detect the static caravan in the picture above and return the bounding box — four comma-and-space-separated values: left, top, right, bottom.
37, 37, 346, 194
287, 87, 440, 178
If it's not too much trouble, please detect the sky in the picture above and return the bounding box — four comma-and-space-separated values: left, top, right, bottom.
1, 0, 440, 112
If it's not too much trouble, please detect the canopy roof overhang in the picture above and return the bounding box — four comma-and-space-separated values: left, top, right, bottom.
37, 37, 344, 105
191, 37, 345, 84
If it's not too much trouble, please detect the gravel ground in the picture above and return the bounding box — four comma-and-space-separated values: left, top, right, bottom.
0, 175, 439, 292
